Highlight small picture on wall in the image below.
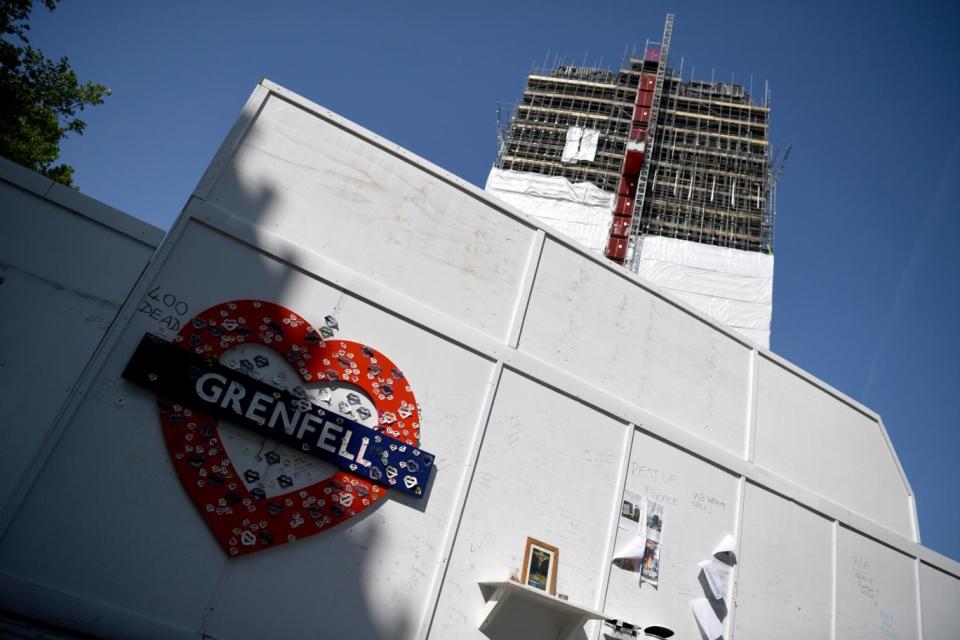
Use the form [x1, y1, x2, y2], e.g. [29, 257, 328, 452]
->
[521, 537, 559, 595]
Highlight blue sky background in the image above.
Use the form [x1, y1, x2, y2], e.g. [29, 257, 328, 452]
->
[26, 0, 959, 559]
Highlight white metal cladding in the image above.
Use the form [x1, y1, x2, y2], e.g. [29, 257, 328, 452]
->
[520, 238, 753, 458]
[920, 562, 960, 640]
[835, 525, 919, 639]
[754, 355, 916, 539]
[732, 483, 835, 638]
[0, 160, 161, 523]
[0, 80, 956, 639]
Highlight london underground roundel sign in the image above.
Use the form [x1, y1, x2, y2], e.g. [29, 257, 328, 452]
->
[122, 299, 435, 556]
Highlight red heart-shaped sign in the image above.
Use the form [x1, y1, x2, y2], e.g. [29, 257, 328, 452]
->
[156, 299, 420, 556]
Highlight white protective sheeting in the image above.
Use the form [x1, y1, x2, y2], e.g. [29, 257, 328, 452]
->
[561, 127, 582, 163]
[577, 128, 599, 162]
[636, 235, 774, 348]
[484, 167, 613, 253]
[560, 126, 600, 163]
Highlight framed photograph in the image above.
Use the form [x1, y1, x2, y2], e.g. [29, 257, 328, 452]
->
[521, 537, 559, 595]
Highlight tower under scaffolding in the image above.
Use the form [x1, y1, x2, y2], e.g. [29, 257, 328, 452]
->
[486, 14, 786, 347]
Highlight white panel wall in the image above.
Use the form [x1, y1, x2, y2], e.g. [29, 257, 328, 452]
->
[0, 161, 161, 518]
[520, 239, 752, 457]
[1, 81, 957, 640]
[733, 483, 834, 639]
[604, 430, 740, 636]
[920, 563, 960, 640]
[754, 355, 914, 538]
[432, 370, 627, 640]
[203, 93, 535, 343]
[836, 526, 919, 639]
[0, 220, 498, 638]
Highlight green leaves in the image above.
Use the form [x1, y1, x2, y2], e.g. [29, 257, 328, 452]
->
[0, 0, 108, 187]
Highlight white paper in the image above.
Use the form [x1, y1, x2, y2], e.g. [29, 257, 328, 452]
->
[561, 126, 583, 163]
[699, 558, 732, 601]
[691, 598, 724, 640]
[713, 534, 737, 565]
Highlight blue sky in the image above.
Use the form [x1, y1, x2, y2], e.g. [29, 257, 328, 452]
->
[27, 0, 959, 559]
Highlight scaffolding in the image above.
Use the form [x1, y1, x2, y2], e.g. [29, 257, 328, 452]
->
[633, 75, 773, 254]
[492, 15, 782, 263]
[494, 62, 634, 192]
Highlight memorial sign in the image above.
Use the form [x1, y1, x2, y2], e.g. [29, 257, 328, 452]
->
[122, 299, 434, 556]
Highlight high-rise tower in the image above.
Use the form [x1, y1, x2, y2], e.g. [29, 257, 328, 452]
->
[486, 15, 784, 347]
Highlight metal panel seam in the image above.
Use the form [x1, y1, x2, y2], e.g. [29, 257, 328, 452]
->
[726, 475, 748, 639]
[507, 229, 546, 348]
[417, 362, 505, 640]
[745, 348, 760, 462]
[596, 422, 636, 627]
[914, 557, 924, 640]
[830, 519, 838, 640]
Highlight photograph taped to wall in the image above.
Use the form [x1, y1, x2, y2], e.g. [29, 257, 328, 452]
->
[619, 489, 644, 531]
[641, 498, 664, 586]
[521, 537, 559, 595]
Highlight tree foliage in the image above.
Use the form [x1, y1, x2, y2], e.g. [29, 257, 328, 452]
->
[0, 0, 109, 186]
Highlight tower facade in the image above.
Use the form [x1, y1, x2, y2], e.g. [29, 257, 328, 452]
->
[486, 15, 780, 347]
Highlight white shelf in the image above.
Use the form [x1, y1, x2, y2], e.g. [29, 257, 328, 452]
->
[477, 580, 606, 639]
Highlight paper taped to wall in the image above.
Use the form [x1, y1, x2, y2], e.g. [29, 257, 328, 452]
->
[699, 559, 732, 601]
[619, 489, 644, 531]
[713, 534, 737, 565]
[691, 598, 724, 640]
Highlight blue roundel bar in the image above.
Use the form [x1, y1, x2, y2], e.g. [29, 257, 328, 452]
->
[123, 333, 435, 499]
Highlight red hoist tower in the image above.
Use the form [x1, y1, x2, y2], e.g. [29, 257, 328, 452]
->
[605, 14, 674, 267]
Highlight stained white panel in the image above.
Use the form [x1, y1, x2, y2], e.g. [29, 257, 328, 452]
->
[733, 483, 833, 639]
[920, 562, 960, 640]
[204, 94, 535, 342]
[603, 430, 739, 636]
[836, 526, 918, 640]
[431, 370, 627, 640]
[0, 179, 158, 514]
[520, 239, 751, 456]
[0, 222, 494, 638]
[754, 356, 913, 538]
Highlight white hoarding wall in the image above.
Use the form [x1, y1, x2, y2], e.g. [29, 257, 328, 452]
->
[0, 160, 162, 527]
[0, 81, 956, 640]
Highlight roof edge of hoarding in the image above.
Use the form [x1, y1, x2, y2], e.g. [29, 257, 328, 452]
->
[198, 78, 922, 551]
[0, 158, 164, 249]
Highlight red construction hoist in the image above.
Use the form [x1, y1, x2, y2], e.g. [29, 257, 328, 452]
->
[605, 14, 673, 267]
